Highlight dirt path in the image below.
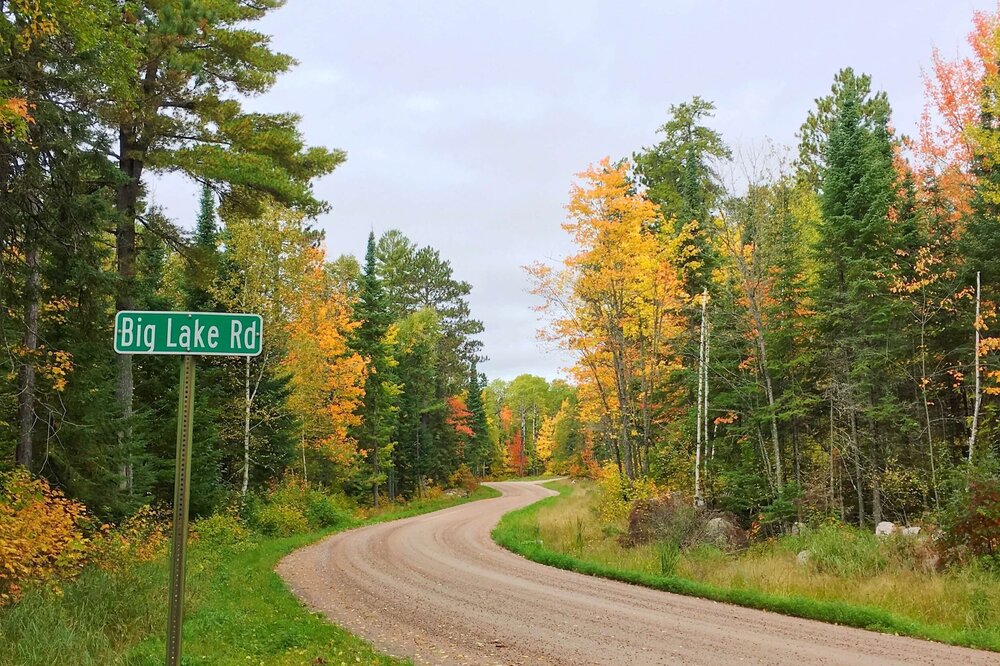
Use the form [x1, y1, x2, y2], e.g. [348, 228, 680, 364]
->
[277, 481, 996, 665]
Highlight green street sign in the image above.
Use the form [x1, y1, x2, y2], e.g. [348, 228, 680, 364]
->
[114, 310, 263, 356]
[114, 309, 265, 665]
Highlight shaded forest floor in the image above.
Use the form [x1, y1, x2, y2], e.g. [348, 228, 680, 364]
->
[0, 486, 500, 666]
[493, 480, 1000, 652]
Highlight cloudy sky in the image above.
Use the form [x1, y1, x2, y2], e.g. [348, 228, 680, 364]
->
[150, 0, 992, 381]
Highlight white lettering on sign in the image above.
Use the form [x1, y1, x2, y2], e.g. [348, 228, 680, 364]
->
[115, 311, 262, 356]
[120, 316, 134, 347]
[231, 320, 243, 349]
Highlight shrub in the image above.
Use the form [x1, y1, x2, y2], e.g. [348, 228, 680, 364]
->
[448, 464, 479, 494]
[304, 493, 351, 529]
[192, 513, 249, 547]
[792, 523, 887, 577]
[91, 505, 169, 573]
[0, 470, 90, 605]
[940, 471, 1000, 564]
[254, 503, 308, 537]
[597, 462, 659, 523]
[251, 476, 354, 533]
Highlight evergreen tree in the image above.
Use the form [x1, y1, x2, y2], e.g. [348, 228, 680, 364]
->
[351, 232, 399, 506]
[634, 97, 731, 287]
[465, 360, 491, 476]
[391, 308, 440, 499]
[813, 79, 904, 527]
[185, 184, 221, 311]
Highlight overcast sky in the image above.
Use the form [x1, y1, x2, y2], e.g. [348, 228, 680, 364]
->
[149, 0, 993, 382]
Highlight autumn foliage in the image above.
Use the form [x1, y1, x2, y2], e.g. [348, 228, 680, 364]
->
[0, 470, 90, 605]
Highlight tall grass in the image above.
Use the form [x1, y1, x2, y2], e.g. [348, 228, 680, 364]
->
[0, 485, 500, 665]
[493, 480, 1000, 652]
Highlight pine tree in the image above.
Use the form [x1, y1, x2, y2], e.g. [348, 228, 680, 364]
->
[351, 232, 399, 506]
[813, 79, 903, 527]
[185, 184, 221, 311]
[466, 360, 491, 477]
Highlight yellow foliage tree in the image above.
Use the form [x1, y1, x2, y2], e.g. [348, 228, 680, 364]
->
[283, 246, 366, 474]
[528, 158, 688, 481]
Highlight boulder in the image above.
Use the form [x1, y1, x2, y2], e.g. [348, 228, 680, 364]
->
[621, 492, 696, 547]
[901, 526, 921, 537]
[699, 516, 749, 552]
[790, 521, 806, 536]
[875, 521, 898, 537]
[796, 550, 811, 566]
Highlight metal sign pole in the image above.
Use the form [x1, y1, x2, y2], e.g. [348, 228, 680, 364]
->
[166, 355, 196, 666]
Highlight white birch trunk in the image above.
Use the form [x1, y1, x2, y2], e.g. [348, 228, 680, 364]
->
[968, 271, 982, 463]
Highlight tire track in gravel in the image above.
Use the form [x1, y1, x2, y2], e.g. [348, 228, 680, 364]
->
[277, 481, 997, 666]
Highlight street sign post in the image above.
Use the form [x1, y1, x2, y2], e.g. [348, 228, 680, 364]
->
[115, 310, 263, 666]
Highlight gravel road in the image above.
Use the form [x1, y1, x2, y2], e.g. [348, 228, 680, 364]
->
[277, 481, 997, 665]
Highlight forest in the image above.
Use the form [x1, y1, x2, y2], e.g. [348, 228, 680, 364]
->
[3, 1, 1000, 662]
[528, 16, 1000, 541]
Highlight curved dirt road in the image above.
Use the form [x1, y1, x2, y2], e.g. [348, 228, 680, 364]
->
[278, 481, 995, 665]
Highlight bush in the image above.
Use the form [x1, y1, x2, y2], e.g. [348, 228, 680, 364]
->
[192, 513, 249, 547]
[249, 477, 354, 534]
[91, 505, 168, 572]
[940, 467, 1000, 564]
[597, 462, 659, 523]
[304, 493, 351, 529]
[448, 464, 479, 494]
[0, 470, 91, 605]
[254, 504, 308, 537]
[792, 523, 887, 577]
[621, 492, 701, 547]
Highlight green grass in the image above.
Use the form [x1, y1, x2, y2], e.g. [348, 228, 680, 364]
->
[1, 485, 500, 666]
[492, 480, 1000, 653]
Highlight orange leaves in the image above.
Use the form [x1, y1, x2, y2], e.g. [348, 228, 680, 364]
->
[446, 395, 474, 439]
[283, 246, 366, 465]
[0, 470, 89, 605]
[918, 7, 1000, 215]
[0, 97, 35, 139]
[713, 411, 739, 426]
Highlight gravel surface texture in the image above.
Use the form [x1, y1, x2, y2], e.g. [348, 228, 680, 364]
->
[277, 480, 997, 665]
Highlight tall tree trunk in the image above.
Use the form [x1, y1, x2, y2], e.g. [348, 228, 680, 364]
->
[115, 128, 143, 491]
[828, 400, 836, 517]
[869, 421, 882, 525]
[15, 236, 39, 469]
[694, 290, 706, 506]
[850, 408, 864, 527]
[919, 316, 939, 510]
[747, 292, 782, 490]
[968, 271, 981, 463]
[703, 304, 711, 462]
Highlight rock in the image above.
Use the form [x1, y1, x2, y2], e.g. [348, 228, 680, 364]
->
[620, 492, 696, 547]
[700, 516, 749, 552]
[902, 526, 921, 537]
[796, 550, 811, 566]
[791, 521, 806, 536]
[875, 521, 898, 537]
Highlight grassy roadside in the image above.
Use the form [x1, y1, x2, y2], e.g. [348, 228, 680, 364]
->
[1, 485, 500, 666]
[492, 480, 1000, 653]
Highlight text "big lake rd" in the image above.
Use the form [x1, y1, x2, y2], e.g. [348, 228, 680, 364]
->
[114, 311, 263, 356]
